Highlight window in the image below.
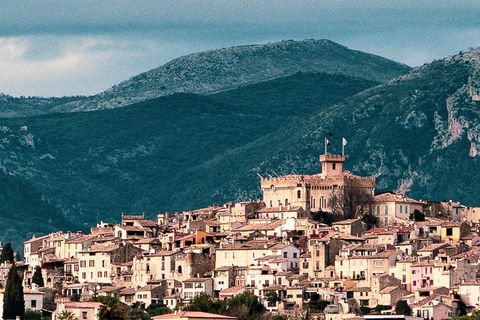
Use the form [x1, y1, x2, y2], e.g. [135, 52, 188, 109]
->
[82, 272, 86, 279]
[89, 260, 95, 267]
[104, 271, 108, 278]
[102, 260, 105, 268]
[297, 190, 301, 199]
[285, 199, 289, 206]
[80, 260, 86, 268]
[374, 260, 384, 268]
[384, 205, 388, 215]
[293, 252, 298, 258]
[269, 200, 273, 208]
[82, 311, 88, 319]
[283, 252, 288, 258]
[31, 300, 36, 308]
[332, 163, 336, 170]
[446, 228, 453, 236]
[98, 271, 102, 278]
[184, 283, 193, 289]
[400, 205, 403, 213]
[376, 206, 380, 216]
[311, 197, 315, 208]
[413, 280, 416, 286]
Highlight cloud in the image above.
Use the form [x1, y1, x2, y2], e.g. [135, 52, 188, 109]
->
[1, 1, 480, 96]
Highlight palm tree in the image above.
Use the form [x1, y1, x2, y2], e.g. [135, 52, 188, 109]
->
[98, 302, 126, 320]
[57, 310, 75, 320]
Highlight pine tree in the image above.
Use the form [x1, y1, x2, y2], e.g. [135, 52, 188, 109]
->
[0, 242, 14, 264]
[3, 262, 25, 319]
[32, 266, 45, 287]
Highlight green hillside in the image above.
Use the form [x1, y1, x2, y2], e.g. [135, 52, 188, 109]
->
[0, 72, 378, 228]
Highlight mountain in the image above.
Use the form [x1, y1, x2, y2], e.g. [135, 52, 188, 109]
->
[0, 72, 380, 229]
[51, 39, 409, 113]
[193, 48, 480, 207]
[0, 94, 84, 118]
[0, 171, 74, 252]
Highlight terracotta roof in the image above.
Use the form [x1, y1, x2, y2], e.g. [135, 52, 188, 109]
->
[234, 220, 284, 232]
[379, 286, 400, 294]
[219, 285, 245, 294]
[332, 219, 361, 225]
[257, 206, 301, 213]
[374, 192, 422, 204]
[63, 301, 102, 309]
[80, 243, 119, 253]
[152, 311, 236, 319]
[183, 278, 212, 283]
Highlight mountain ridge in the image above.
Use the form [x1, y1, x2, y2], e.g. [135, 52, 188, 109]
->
[52, 39, 409, 113]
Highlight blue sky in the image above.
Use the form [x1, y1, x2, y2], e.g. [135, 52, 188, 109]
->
[1, 1, 479, 97]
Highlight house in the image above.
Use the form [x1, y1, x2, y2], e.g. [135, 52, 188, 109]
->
[373, 192, 423, 227]
[0, 287, 44, 316]
[163, 294, 182, 310]
[412, 296, 454, 320]
[152, 311, 237, 320]
[135, 284, 167, 308]
[55, 301, 102, 320]
[182, 278, 214, 302]
[440, 221, 471, 243]
[219, 285, 245, 300]
[332, 219, 364, 237]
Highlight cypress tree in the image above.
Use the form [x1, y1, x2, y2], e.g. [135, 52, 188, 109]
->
[0, 242, 14, 264]
[3, 262, 25, 319]
[32, 266, 45, 287]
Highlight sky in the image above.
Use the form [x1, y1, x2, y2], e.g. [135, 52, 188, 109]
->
[1, 1, 480, 97]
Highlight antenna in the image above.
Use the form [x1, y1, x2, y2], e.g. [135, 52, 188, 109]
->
[256, 173, 264, 179]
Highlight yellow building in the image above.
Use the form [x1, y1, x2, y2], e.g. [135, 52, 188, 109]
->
[440, 221, 470, 243]
[261, 153, 375, 213]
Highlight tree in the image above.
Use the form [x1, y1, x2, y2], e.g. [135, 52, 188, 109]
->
[57, 310, 75, 320]
[0, 242, 15, 264]
[32, 266, 45, 287]
[361, 213, 378, 229]
[183, 293, 226, 314]
[226, 292, 265, 320]
[24, 309, 42, 320]
[395, 300, 411, 316]
[146, 302, 172, 317]
[98, 302, 127, 320]
[3, 262, 25, 319]
[410, 209, 425, 221]
[328, 187, 374, 220]
[307, 293, 329, 312]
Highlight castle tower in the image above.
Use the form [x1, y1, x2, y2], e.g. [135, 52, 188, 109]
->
[319, 154, 345, 177]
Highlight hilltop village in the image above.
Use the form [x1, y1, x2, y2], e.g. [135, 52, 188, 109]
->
[3, 153, 480, 320]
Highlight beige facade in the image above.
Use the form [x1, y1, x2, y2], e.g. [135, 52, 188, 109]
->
[373, 192, 423, 227]
[261, 154, 375, 213]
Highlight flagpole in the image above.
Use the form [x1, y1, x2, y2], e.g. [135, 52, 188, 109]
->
[324, 137, 327, 155]
[342, 138, 344, 155]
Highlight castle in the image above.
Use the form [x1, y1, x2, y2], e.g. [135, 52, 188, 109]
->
[260, 153, 376, 213]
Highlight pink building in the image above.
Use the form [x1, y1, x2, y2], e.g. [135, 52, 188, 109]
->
[410, 261, 434, 292]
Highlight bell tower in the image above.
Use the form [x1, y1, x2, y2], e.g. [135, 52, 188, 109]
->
[319, 154, 345, 176]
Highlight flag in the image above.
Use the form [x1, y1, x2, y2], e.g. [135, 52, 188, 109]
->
[326, 139, 331, 146]
[343, 137, 348, 146]
[328, 131, 333, 136]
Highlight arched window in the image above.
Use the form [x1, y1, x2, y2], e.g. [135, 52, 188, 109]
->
[297, 190, 301, 199]
[177, 266, 182, 274]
